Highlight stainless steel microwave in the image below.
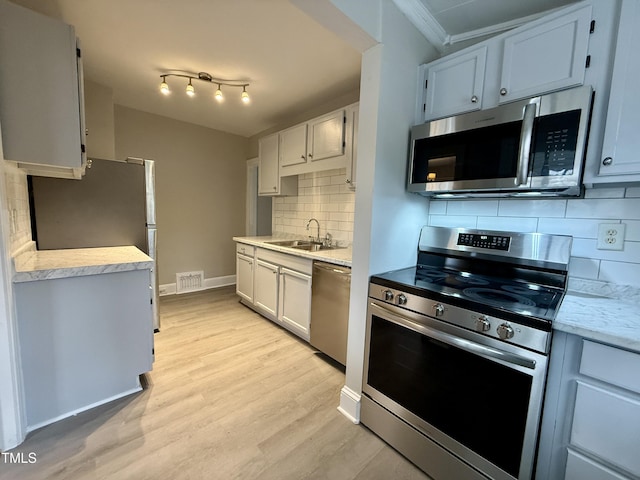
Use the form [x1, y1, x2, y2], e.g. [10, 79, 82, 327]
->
[408, 85, 594, 198]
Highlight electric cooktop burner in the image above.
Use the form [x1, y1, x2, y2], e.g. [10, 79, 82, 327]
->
[372, 262, 564, 324]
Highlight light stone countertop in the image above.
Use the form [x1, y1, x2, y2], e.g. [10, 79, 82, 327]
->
[555, 279, 640, 354]
[13, 246, 154, 283]
[233, 236, 352, 267]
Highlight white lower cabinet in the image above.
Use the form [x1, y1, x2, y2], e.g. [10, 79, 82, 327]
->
[236, 243, 313, 342]
[279, 267, 312, 341]
[537, 332, 640, 480]
[254, 259, 279, 318]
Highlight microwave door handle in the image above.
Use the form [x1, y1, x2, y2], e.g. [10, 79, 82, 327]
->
[516, 103, 536, 186]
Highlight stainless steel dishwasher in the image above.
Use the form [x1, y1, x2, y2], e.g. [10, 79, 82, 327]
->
[310, 262, 351, 366]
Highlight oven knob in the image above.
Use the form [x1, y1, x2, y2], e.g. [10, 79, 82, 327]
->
[397, 294, 407, 306]
[476, 316, 491, 332]
[497, 323, 515, 340]
[383, 290, 394, 302]
[433, 303, 445, 317]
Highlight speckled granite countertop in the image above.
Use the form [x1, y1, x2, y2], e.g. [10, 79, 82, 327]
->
[555, 279, 640, 353]
[233, 236, 352, 267]
[13, 246, 154, 283]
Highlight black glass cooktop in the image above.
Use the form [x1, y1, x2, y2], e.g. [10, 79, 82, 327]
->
[371, 255, 566, 325]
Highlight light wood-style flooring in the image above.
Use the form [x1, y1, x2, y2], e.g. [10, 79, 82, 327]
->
[1, 286, 428, 479]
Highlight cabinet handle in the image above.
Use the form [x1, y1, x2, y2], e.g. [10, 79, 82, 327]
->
[500, 88, 508, 96]
[471, 95, 478, 103]
[602, 157, 613, 166]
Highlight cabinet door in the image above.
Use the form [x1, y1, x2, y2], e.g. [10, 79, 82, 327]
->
[254, 259, 279, 318]
[0, 0, 85, 177]
[280, 123, 307, 167]
[571, 381, 640, 476]
[565, 449, 629, 480]
[498, 5, 591, 104]
[258, 133, 279, 195]
[278, 267, 312, 340]
[598, 0, 640, 178]
[307, 110, 345, 162]
[345, 105, 359, 189]
[423, 46, 487, 121]
[235, 253, 254, 303]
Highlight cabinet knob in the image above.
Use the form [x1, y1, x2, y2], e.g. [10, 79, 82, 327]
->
[346, 179, 351, 184]
[500, 88, 508, 96]
[300, 155, 305, 160]
[273, 186, 277, 190]
[602, 157, 613, 166]
[308, 153, 313, 159]
[471, 95, 478, 103]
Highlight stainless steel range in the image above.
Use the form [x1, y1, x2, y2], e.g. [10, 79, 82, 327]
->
[361, 226, 572, 480]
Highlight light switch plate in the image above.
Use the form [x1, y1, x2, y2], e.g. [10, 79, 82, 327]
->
[596, 223, 626, 250]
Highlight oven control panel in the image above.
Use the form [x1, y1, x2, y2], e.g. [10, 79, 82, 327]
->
[457, 233, 510, 251]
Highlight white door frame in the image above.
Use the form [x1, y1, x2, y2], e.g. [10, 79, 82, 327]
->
[246, 158, 258, 236]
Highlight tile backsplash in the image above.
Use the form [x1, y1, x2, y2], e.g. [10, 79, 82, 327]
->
[427, 187, 640, 287]
[272, 168, 355, 246]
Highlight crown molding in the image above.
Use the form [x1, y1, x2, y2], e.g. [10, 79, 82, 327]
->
[391, 0, 448, 52]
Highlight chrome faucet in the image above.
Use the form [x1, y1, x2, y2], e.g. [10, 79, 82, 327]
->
[306, 218, 320, 243]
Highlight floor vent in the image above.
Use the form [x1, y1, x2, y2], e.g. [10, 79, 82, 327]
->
[176, 271, 204, 294]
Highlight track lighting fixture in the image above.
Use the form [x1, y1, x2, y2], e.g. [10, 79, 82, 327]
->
[158, 71, 250, 104]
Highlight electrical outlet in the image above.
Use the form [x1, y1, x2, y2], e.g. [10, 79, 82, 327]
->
[597, 223, 626, 251]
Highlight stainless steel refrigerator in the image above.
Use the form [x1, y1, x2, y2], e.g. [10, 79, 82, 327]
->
[29, 157, 160, 331]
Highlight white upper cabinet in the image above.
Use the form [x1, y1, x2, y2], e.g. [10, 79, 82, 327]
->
[279, 123, 308, 168]
[418, 3, 594, 123]
[279, 107, 347, 176]
[258, 132, 297, 196]
[422, 46, 487, 120]
[498, 5, 592, 104]
[307, 110, 345, 162]
[0, 0, 86, 179]
[596, 0, 640, 180]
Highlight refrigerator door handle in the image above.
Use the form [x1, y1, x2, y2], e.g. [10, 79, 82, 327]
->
[144, 159, 157, 227]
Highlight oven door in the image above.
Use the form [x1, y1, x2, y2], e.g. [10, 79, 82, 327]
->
[363, 299, 548, 480]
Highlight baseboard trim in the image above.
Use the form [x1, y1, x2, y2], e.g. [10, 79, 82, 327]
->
[337, 385, 361, 424]
[159, 275, 236, 296]
[26, 385, 142, 433]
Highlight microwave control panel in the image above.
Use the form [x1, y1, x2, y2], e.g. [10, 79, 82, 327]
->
[457, 233, 511, 251]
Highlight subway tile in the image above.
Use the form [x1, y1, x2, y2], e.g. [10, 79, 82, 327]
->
[568, 257, 600, 280]
[498, 199, 567, 217]
[626, 187, 640, 198]
[537, 218, 600, 239]
[566, 198, 640, 220]
[599, 261, 640, 286]
[584, 187, 626, 199]
[428, 215, 477, 228]
[428, 201, 447, 215]
[476, 216, 538, 233]
[447, 200, 499, 216]
[331, 175, 347, 185]
[625, 221, 640, 242]
[571, 238, 640, 263]
[298, 178, 312, 188]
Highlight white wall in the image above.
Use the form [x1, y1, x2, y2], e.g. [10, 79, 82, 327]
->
[427, 188, 640, 286]
[317, 0, 439, 421]
[272, 168, 355, 245]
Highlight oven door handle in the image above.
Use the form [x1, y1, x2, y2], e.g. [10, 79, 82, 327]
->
[515, 102, 537, 187]
[370, 302, 537, 370]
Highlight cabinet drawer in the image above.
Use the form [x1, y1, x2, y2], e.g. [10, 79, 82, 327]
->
[255, 248, 312, 275]
[566, 449, 629, 480]
[571, 382, 640, 476]
[236, 243, 255, 257]
[580, 340, 640, 394]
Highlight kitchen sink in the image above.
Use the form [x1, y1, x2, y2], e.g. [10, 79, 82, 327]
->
[265, 239, 343, 252]
[265, 239, 312, 247]
[290, 243, 340, 252]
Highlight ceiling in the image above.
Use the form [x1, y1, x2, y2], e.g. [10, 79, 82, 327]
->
[11, 0, 580, 138]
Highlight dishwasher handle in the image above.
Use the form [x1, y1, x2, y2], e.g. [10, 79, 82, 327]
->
[313, 262, 351, 276]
